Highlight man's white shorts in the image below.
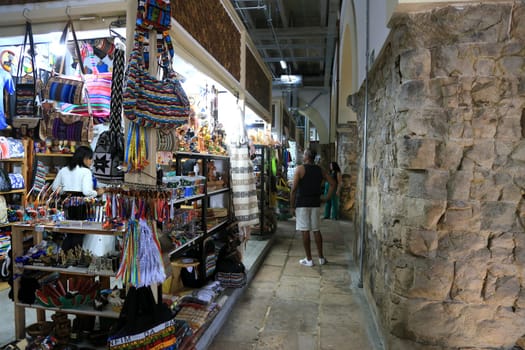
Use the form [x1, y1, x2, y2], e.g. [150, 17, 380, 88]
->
[295, 207, 320, 231]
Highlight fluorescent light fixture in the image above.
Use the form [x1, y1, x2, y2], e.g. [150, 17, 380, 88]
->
[279, 60, 287, 69]
[280, 75, 302, 85]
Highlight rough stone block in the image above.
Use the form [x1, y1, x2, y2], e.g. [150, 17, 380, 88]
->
[447, 170, 473, 200]
[404, 228, 439, 258]
[396, 80, 425, 112]
[471, 78, 501, 106]
[480, 201, 520, 232]
[408, 258, 454, 300]
[397, 138, 437, 170]
[438, 201, 481, 232]
[438, 79, 460, 109]
[510, 4, 525, 41]
[407, 170, 448, 200]
[402, 109, 448, 138]
[399, 48, 431, 81]
[471, 107, 498, 139]
[437, 231, 489, 261]
[404, 197, 446, 230]
[514, 234, 525, 264]
[474, 58, 495, 76]
[436, 141, 464, 170]
[499, 55, 525, 77]
[510, 140, 525, 162]
[470, 169, 500, 201]
[430, 45, 474, 78]
[497, 116, 523, 141]
[472, 307, 525, 348]
[464, 140, 495, 169]
[494, 140, 515, 168]
[451, 255, 488, 303]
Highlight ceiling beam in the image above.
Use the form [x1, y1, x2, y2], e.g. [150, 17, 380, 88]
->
[232, 0, 279, 77]
[250, 26, 336, 40]
[275, 0, 298, 71]
[256, 42, 325, 50]
[264, 56, 324, 63]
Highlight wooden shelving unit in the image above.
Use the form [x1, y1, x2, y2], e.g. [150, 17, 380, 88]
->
[11, 224, 125, 339]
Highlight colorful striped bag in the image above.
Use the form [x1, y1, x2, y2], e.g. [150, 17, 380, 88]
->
[123, 31, 190, 129]
[59, 43, 112, 123]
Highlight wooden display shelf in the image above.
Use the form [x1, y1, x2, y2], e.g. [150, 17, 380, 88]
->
[172, 152, 229, 160]
[167, 234, 203, 256]
[207, 220, 228, 234]
[35, 153, 73, 157]
[0, 158, 24, 162]
[171, 193, 205, 205]
[0, 189, 25, 195]
[16, 302, 119, 319]
[23, 264, 116, 277]
[208, 188, 229, 196]
[12, 223, 125, 235]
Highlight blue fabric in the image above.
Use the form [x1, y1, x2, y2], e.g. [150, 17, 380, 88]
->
[0, 69, 15, 129]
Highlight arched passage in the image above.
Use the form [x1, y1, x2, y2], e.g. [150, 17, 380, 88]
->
[297, 96, 329, 144]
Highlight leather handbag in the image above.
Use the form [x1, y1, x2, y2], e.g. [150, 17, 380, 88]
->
[43, 20, 87, 105]
[123, 30, 190, 129]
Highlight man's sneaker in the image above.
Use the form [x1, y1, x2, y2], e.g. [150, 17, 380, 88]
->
[299, 258, 314, 267]
[319, 257, 327, 265]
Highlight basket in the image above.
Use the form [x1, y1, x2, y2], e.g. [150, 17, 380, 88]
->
[26, 321, 54, 338]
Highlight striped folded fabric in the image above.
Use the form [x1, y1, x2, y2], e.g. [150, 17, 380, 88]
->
[60, 72, 112, 123]
[216, 272, 247, 289]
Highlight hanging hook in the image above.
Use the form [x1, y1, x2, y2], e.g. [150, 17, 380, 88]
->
[22, 8, 31, 22]
[65, 6, 71, 19]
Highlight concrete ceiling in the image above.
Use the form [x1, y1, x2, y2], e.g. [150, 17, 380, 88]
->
[230, 0, 340, 90]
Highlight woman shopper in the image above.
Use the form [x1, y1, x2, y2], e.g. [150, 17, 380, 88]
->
[323, 161, 343, 220]
[52, 145, 104, 251]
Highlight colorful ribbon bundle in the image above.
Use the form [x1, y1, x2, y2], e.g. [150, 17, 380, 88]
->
[116, 200, 166, 287]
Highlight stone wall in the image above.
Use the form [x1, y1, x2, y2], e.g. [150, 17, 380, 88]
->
[355, 3, 525, 349]
[337, 123, 359, 221]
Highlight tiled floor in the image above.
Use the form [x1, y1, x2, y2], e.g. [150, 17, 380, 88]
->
[0, 218, 384, 350]
[209, 218, 384, 350]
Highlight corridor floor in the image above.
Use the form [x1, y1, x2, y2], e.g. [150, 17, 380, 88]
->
[209, 218, 384, 350]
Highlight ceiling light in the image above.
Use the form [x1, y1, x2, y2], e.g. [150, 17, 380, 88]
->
[280, 75, 302, 85]
[279, 60, 287, 69]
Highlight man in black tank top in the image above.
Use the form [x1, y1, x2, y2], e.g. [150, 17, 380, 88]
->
[290, 149, 336, 266]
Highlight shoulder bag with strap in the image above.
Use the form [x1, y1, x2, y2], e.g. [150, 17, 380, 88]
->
[43, 20, 88, 106]
[93, 44, 125, 183]
[12, 21, 42, 134]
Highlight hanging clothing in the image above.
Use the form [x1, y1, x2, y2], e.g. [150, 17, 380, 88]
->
[230, 144, 259, 228]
